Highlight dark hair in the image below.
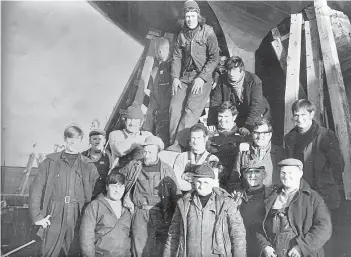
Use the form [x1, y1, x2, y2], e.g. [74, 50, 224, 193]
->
[190, 123, 208, 137]
[225, 56, 244, 72]
[178, 9, 206, 29]
[252, 118, 272, 133]
[291, 99, 315, 114]
[208, 160, 224, 174]
[105, 171, 126, 186]
[64, 125, 84, 139]
[218, 101, 238, 116]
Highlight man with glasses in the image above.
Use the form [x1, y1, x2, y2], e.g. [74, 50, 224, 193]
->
[119, 135, 181, 257]
[29, 125, 99, 257]
[233, 118, 285, 188]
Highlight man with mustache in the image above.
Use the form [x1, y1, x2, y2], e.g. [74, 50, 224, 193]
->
[82, 128, 112, 198]
[167, 0, 220, 152]
[109, 103, 153, 168]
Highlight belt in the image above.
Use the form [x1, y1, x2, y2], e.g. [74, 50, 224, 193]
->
[51, 196, 85, 204]
[136, 205, 161, 211]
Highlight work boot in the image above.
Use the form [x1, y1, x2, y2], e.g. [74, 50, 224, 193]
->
[166, 142, 183, 153]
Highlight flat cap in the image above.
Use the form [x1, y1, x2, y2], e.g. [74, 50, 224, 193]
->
[89, 128, 106, 137]
[141, 135, 165, 150]
[193, 163, 216, 179]
[125, 102, 144, 119]
[277, 158, 303, 170]
[241, 165, 265, 174]
[184, 0, 200, 12]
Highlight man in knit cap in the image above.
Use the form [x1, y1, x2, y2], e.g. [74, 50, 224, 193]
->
[167, 0, 220, 152]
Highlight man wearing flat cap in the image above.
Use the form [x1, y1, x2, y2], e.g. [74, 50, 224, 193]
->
[120, 135, 181, 257]
[164, 162, 246, 257]
[109, 102, 153, 168]
[168, 0, 220, 152]
[257, 158, 332, 257]
[82, 128, 113, 198]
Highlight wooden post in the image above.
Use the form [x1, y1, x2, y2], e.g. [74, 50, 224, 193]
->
[315, 0, 351, 200]
[305, 19, 325, 125]
[284, 13, 303, 135]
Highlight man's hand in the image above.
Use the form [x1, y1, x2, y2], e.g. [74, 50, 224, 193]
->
[288, 245, 302, 257]
[207, 125, 216, 133]
[263, 246, 277, 257]
[191, 77, 205, 94]
[34, 215, 51, 228]
[212, 82, 217, 90]
[239, 142, 250, 152]
[172, 78, 182, 95]
[231, 190, 243, 206]
[239, 127, 250, 136]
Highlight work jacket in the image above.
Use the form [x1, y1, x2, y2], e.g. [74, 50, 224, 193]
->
[80, 194, 132, 257]
[257, 180, 332, 257]
[163, 187, 247, 257]
[284, 121, 344, 209]
[171, 24, 220, 83]
[208, 71, 270, 129]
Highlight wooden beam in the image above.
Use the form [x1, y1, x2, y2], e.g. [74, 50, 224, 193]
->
[315, 0, 351, 200]
[305, 19, 324, 125]
[284, 13, 303, 135]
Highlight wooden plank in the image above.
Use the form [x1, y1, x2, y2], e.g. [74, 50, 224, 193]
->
[305, 20, 324, 125]
[315, 0, 351, 200]
[284, 13, 303, 135]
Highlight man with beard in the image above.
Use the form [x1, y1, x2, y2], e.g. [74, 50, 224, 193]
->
[120, 135, 181, 257]
[109, 103, 153, 168]
[82, 129, 112, 198]
[143, 37, 172, 146]
[208, 56, 271, 136]
[29, 125, 99, 257]
[233, 118, 285, 188]
[173, 123, 219, 194]
[167, 0, 220, 152]
[207, 101, 247, 192]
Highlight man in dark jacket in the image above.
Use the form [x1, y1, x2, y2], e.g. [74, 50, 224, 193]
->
[284, 99, 344, 210]
[257, 158, 332, 257]
[208, 56, 271, 136]
[164, 163, 246, 257]
[120, 135, 181, 257]
[80, 172, 132, 257]
[82, 128, 112, 198]
[29, 125, 99, 257]
[168, 0, 220, 152]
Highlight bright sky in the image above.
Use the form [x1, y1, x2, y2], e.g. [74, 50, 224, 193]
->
[1, 1, 143, 166]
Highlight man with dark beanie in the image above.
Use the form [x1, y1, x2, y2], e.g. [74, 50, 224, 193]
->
[167, 0, 220, 152]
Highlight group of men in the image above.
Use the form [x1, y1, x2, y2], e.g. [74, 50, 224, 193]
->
[29, 0, 344, 257]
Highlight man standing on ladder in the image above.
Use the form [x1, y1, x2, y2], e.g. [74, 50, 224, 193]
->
[167, 0, 220, 152]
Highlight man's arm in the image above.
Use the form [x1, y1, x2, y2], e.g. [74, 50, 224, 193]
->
[29, 161, 48, 223]
[198, 27, 220, 83]
[163, 206, 181, 257]
[245, 75, 264, 129]
[325, 131, 345, 184]
[80, 203, 97, 257]
[109, 131, 144, 157]
[171, 33, 183, 80]
[227, 200, 247, 257]
[207, 82, 222, 126]
[173, 153, 192, 191]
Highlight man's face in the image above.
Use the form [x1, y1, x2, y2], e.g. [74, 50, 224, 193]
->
[90, 135, 106, 152]
[293, 108, 314, 131]
[185, 11, 199, 29]
[106, 183, 125, 201]
[157, 44, 170, 62]
[227, 67, 243, 82]
[64, 136, 83, 153]
[125, 118, 142, 134]
[280, 166, 302, 189]
[143, 145, 159, 166]
[252, 124, 272, 148]
[244, 169, 266, 188]
[194, 177, 215, 196]
[218, 110, 236, 130]
[190, 130, 207, 153]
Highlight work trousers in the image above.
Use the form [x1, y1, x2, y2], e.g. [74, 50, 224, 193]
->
[169, 71, 212, 146]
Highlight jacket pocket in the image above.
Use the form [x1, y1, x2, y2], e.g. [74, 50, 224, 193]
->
[195, 39, 207, 56]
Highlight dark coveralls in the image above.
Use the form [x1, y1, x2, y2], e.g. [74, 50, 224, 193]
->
[29, 152, 99, 257]
[169, 24, 220, 145]
[143, 59, 172, 145]
[81, 149, 111, 198]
